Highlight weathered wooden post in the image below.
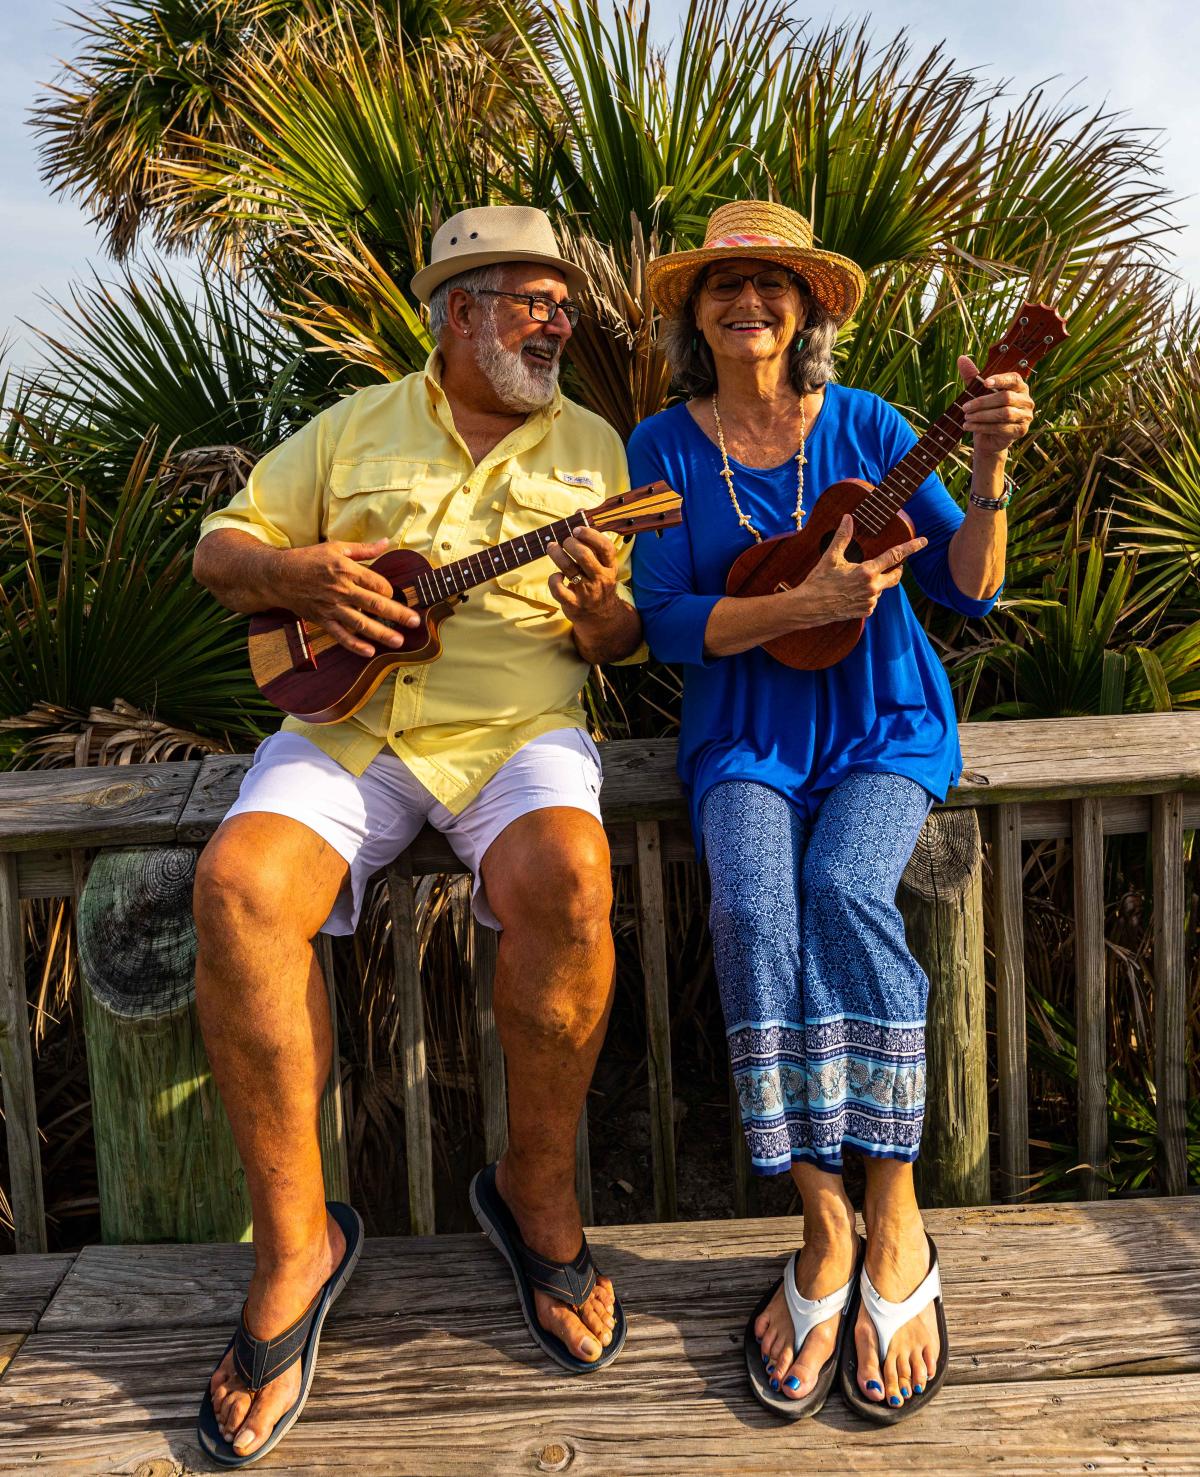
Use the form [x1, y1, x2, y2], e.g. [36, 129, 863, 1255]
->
[898, 807, 990, 1206]
[77, 847, 348, 1243]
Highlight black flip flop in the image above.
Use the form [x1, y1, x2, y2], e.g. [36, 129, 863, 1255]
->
[840, 1231, 949, 1423]
[745, 1236, 864, 1419]
[469, 1161, 627, 1374]
[197, 1200, 364, 1467]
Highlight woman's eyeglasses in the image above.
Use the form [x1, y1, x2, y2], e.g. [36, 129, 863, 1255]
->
[472, 288, 581, 328]
[703, 269, 800, 301]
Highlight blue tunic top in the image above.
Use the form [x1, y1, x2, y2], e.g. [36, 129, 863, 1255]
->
[629, 384, 1000, 846]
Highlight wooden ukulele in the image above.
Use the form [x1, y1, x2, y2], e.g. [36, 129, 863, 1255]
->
[726, 301, 1069, 669]
[248, 480, 682, 723]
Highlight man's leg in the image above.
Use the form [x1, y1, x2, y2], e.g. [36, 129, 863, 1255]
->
[194, 811, 351, 1458]
[480, 807, 619, 1362]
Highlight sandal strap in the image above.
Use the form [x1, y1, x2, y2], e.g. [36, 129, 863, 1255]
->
[859, 1238, 942, 1364]
[232, 1292, 321, 1394]
[782, 1250, 855, 1349]
[517, 1233, 598, 1310]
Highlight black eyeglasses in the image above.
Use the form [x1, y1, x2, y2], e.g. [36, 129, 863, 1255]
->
[703, 268, 801, 301]
[472, 288, 581, 328]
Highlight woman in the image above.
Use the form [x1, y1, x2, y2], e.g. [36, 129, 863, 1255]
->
[629, 201, 1033, 1422]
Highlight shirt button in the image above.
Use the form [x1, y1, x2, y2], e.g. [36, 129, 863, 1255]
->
[440, 541, 452, 551]
[403, 674, 415, 684]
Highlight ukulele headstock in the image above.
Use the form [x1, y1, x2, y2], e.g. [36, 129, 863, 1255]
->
[981, 302, 1069, 379]
[588, 480, 683, 536]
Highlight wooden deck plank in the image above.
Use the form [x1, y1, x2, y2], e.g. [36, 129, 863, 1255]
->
[0, 1253, 75, 1334]
[0, 1337, 1195, 1474]
[31, 1201, 1200, 1391]
[0, 1334, 23, 1382]
[0, 762, 201, 853]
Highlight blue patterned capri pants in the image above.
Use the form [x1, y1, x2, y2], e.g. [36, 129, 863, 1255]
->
[701, 772, 933, 1175]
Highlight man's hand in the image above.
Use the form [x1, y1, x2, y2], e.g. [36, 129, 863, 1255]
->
[789, 516, 928, 626]
[546, 525, 624, 623]
[271, 538, 422, 658]
[959, 355, 1035, 459]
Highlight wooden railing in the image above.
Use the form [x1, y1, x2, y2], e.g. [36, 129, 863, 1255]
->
[0, 713, 1196, 1252]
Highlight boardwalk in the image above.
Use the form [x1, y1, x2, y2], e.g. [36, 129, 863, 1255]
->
[0, 1198, 1197, 1473]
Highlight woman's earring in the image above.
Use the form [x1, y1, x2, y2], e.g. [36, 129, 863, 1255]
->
[691, 334, 699, 353]
[793, 335, 806, 353]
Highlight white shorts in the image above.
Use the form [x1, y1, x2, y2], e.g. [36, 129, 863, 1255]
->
[223, 728, 604, 934]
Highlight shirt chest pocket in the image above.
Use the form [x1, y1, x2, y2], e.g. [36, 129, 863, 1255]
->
[494, 471, 606, 610]
[324, 459, 450, 547]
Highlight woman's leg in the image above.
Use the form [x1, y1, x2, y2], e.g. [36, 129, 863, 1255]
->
[702, 781, 857, 1403]
[799, 770, 937, 1409]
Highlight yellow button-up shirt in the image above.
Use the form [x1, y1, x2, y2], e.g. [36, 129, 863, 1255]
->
[199, 354, 638, 811]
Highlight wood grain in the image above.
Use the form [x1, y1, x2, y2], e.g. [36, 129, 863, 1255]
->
[0, 1252, 75, 1333]
[387, 858, 435, 1235]
[634, 821, 677, 1222]
[899, 809, 989, 1206]
[36, 1199, 1200, 1332]
[0, 854, 46, 1253]
[1072, 797, 1107, 1200]
[0, 763, 201, 853]
[1152, 792, 1188, 1195]
[0, 1335, 22, 1382]
[991, 804, 1030, 1202]
[6, 1201, 1200, 1474]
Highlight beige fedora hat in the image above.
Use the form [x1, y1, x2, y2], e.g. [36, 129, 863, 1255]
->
[411, 205, 588, 305]
[646, 200, 866, 324]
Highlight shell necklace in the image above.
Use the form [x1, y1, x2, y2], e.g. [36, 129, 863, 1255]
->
[711, 395, 806, 542]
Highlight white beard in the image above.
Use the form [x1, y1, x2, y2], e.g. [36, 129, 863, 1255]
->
[475, 309, 561, 413]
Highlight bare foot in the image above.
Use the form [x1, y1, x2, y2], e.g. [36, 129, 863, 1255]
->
[207, 1211, 346, 1458]
[855, 1207, 940, 1409]
[754, 1202, 857, 1401]
[495, 1158, 616, 1362]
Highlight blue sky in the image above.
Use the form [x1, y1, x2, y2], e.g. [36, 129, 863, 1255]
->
[2, 1, 1197, 370]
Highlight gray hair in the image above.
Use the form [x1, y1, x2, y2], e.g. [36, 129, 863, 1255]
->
[427, 264, 507, 337]
[659, 273, 839, 398]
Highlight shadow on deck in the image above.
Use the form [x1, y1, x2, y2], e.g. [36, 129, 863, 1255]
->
[0, 1197, 1198, 1474]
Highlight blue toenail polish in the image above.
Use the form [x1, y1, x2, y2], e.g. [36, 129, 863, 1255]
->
[867, 1381, 883, 1393]
[762, 1353, 769, 1365]
[767, 1363, 776, 1374]
[785, 1376, 800, 1390]
[889, 1395, 902, 1407]
[913, 1384, 924, 1394]
[901, 1386, 910, 1397]
[770, 1378, 780, 1391]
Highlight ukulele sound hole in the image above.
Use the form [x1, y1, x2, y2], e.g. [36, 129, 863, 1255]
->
[817, 529, 865, 564]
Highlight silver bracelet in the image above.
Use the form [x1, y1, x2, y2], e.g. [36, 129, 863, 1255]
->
[969, 476, 1014, 512]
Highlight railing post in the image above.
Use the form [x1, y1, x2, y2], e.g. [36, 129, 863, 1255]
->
[0, 853, 46, 1252]
[1072, 798, 1108, 1200]
[388, 857, 435, 1235]
[467, 912, 508, 1165]
[1151, 792, 1188, 1194]
[899, 808, 989, 1206]
[315, 934, 351, 1205]
[992, 804, 1030, 1201]
[634, 821, 678, 1221]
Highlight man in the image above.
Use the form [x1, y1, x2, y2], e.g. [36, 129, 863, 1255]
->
[191, 205, 641, 1466]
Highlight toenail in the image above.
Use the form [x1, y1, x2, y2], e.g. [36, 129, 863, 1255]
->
[867, 1381, 883, 1393]
[770, 1378, 780, 1391]
[889, 1395, 902, 1407]
[762, 1352, 769, 1365]
[785, 1376, 800, 1390]
[914, 1383, 924, 1394]
[767, 1363, 775, 1374]
[581, 1338, 600, 1358]
[901, 1386, 910, 1397]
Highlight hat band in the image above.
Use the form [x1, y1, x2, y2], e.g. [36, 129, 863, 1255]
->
[705, 232, 804, 250]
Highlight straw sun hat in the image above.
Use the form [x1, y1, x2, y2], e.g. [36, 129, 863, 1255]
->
[646, 200, 866, 324]
[411, 205, 587, 305]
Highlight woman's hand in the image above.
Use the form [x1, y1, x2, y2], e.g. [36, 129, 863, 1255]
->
[269, 538, 422, 657]
[959, 354, 1035, 459]
[788, 516, 927, 626]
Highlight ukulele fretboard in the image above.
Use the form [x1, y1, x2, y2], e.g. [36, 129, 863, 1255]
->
[406, 512, 592, 608]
